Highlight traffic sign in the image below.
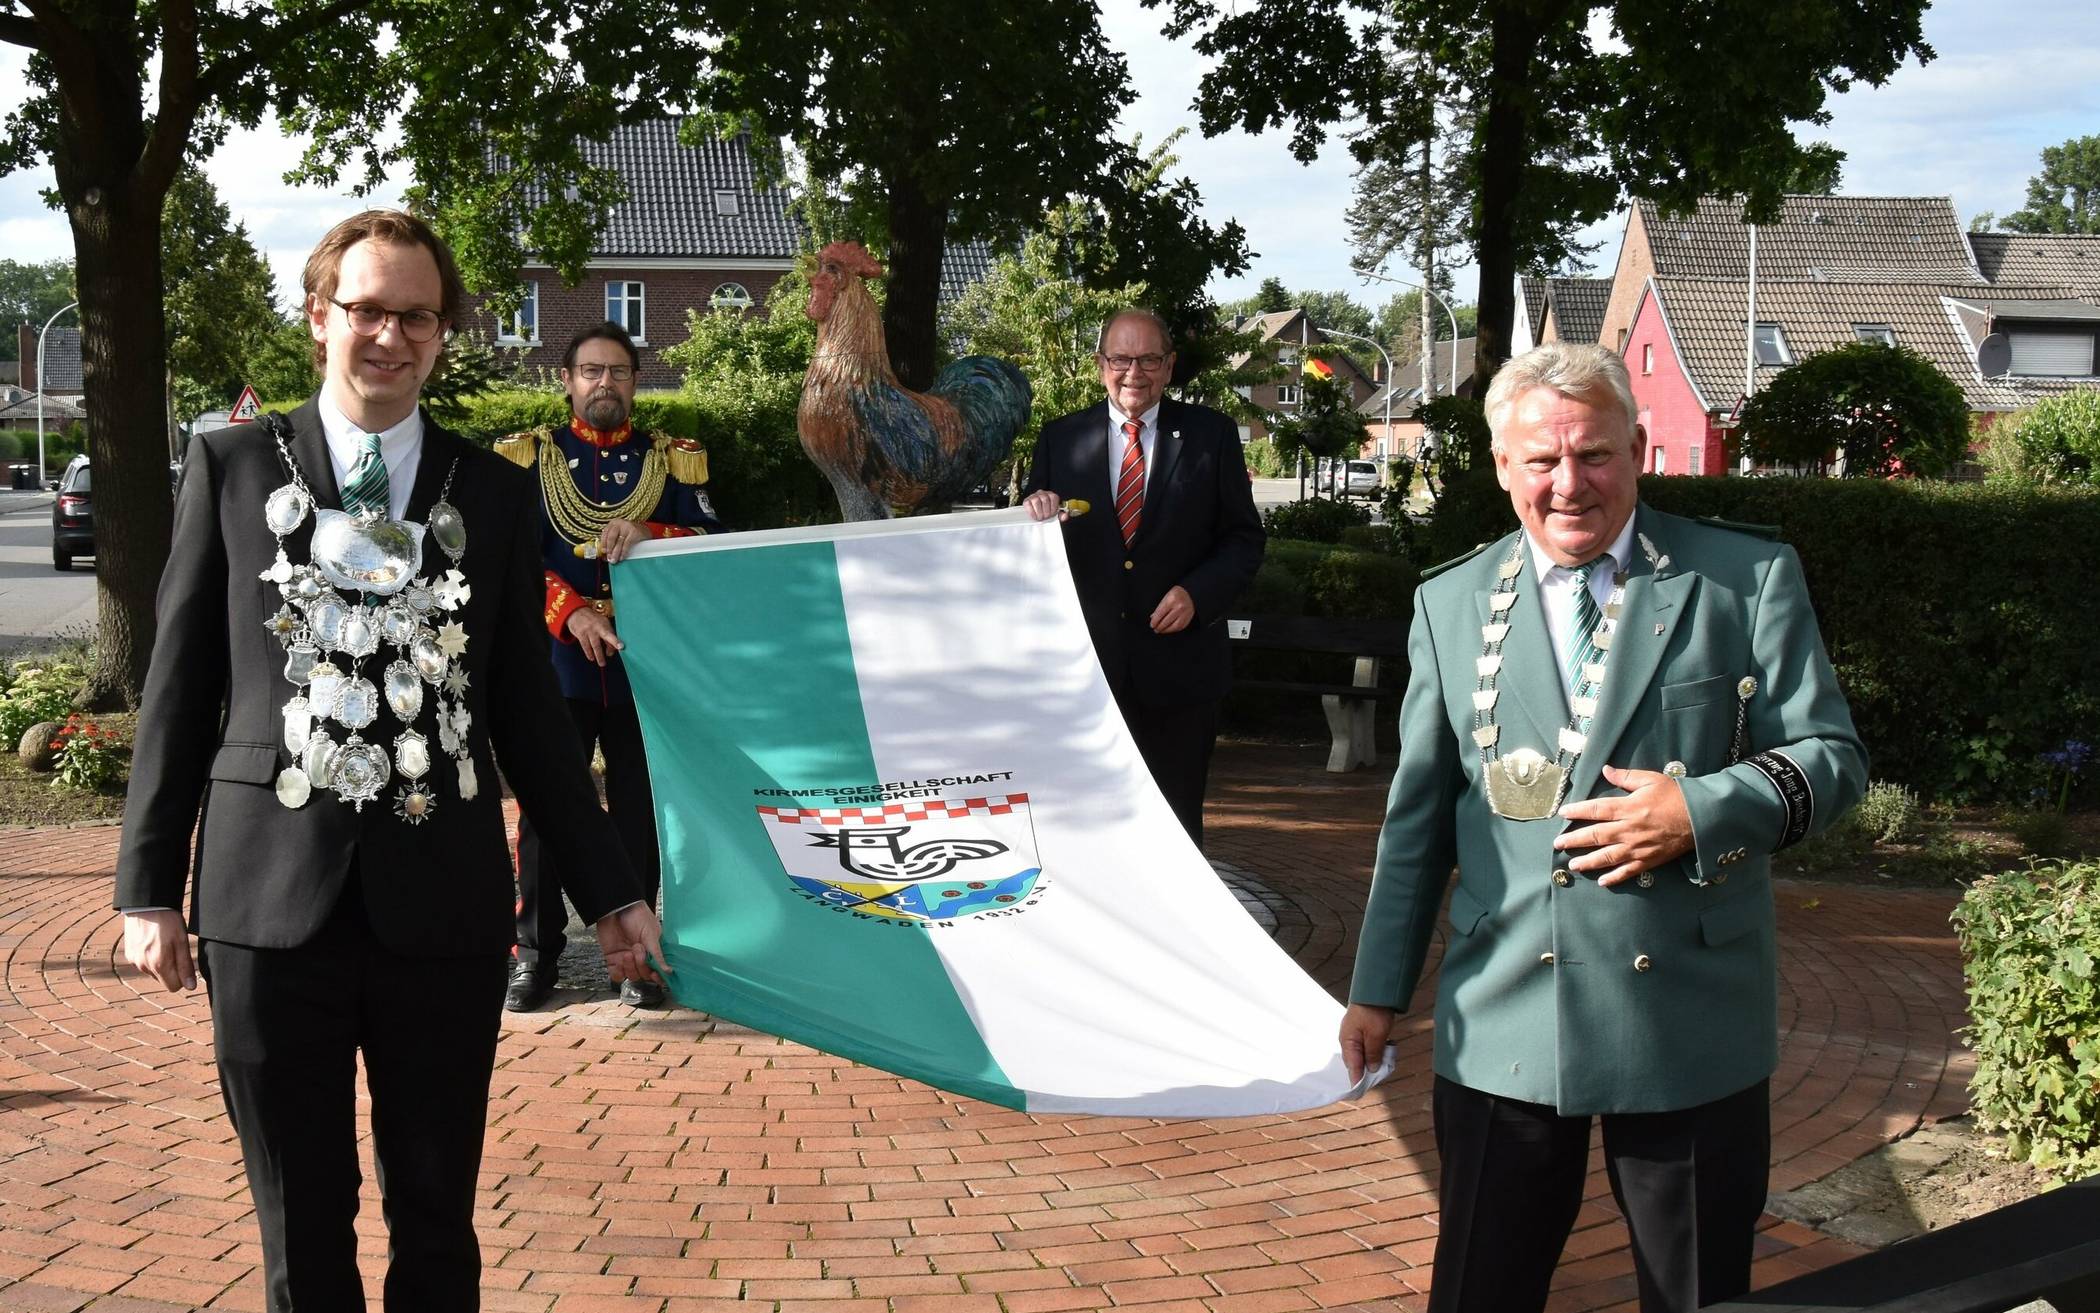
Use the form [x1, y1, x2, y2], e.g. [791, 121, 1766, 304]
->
[229, 385, 261, 423]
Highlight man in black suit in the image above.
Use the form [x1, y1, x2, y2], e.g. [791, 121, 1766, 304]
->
[116, 209, 667, 1312]
[1024, 308, 1265, 847]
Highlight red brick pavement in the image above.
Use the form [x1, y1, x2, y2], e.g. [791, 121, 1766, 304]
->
[0, 742, 1974, 1311]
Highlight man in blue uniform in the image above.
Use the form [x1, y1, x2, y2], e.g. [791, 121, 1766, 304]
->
[499, 321, 722, 1010]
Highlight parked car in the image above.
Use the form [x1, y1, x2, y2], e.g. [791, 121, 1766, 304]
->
[52, 455, 91, 571]
[1339, 459, 1380, 499]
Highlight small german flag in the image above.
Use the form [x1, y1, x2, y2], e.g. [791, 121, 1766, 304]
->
[1304, 356, 1335, 379]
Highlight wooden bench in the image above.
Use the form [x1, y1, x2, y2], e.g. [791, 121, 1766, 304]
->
[1708, 1174, 2100, 1313]
[1228, 615, 1408, 773]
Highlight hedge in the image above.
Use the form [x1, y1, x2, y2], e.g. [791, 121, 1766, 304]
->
[1223, 538, 1420, 741]
[1417, 473, 2100, 803]
[1954, 860, 2100, 1181]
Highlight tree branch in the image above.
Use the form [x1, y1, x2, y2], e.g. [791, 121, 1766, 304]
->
[137, 0, 202, 196]
[0, 12, 44, 50]
[196, 0, 380, 102]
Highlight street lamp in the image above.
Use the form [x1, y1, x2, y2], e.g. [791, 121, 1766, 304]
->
[1312, 324, 1394, 464]
[1355, 269, 1459, 399]
[36, 301, 80, 489]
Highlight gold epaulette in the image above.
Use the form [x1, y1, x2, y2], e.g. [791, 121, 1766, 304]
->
[1421, 540, 1493, 580]
[495, 429, 545, 469]
[1696, 515, 1783, 542]
[655, 433, 709, 485]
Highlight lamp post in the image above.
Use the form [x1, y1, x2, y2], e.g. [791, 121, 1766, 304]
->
[1356, 269, 1459, 397]
[36, 301, 80, 489]
[1312, 324, 1394, 465]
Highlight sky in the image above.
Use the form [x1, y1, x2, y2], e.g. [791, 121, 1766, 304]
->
[4, 0, 2098, 318]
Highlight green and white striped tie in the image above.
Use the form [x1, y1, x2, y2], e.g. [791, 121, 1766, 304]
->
[342, 433, 391, 518]
[1565, 558, 1606, 697]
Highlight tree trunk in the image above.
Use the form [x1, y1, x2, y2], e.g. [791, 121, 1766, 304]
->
[64, 163, 174, 710]
[1473, 2, 1545, 393]
[883, 172, 949, 392]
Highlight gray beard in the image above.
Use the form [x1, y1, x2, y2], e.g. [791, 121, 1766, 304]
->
[582, 395, 629, 431]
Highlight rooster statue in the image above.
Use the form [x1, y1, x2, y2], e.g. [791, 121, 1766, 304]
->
[799, 241, 1032, 520]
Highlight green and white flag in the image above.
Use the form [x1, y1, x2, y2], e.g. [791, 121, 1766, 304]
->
[616, 508, 1387, 1115]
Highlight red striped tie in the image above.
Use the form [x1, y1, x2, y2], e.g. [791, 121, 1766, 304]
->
[1115, 419, 1145, 547]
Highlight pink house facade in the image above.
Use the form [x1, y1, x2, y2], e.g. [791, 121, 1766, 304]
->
[1624, 283, 1727, 477]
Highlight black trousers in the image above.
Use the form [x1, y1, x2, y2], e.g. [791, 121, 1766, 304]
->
[200, 892, 508, 1312]
[1120, 696, 1220, 850]
[513, 697, 660, 970]
[1428, 1074, 1771, 1313]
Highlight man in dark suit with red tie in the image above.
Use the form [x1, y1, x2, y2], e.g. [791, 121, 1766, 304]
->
[1024, 308, 1265, 847]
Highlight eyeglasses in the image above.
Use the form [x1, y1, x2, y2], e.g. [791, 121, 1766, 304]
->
[571, 364, 636, 383]
[1100, 353, 1168, 373]
[330, 297, 447, 342]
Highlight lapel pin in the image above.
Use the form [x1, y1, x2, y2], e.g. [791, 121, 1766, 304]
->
[1653, 623, 1666, 636]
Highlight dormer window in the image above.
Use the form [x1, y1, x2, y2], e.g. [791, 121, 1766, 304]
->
[1752, 323, 1792, 366]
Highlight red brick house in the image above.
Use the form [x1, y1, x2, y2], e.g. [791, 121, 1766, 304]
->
[461, 123, 802, 390]
[1606, 196, 2100, 474]
[1226, 309, 1378, 444]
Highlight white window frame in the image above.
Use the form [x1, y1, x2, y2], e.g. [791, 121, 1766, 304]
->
[606, 280, 647, 343]
[1653, 446, 1668, 475]
[1852, 323, 1896, 347]
[1275, 384, 1301, 406]
[710, 281, 754, 310]
[1641, 343, 1654, 375]
[711, 189, 741, 216]
[1688, 444, 1703, 475]
[497, 281, 539, 345]
[1753, 323, 1792, 367]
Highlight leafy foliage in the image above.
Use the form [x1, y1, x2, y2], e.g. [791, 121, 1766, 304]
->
[1983, 390, 2100, 486]
[1954, 860, 2100, 1182]
[162, 168, 283, 425]
[943, 200, 1147, 497]
[0, 660, 84, 751]
[1737, 342, 1971, 478]
[50, 715, 127, 792]
[1636, 476, 2100, 804]
[1260, 497, 1371, 544]
[1985, 135, 2100, 235]
[1154, 0, 1931, 377]
[0, 259, 74, 362]
[1267, 373, 1370, 470]
[1848, 780, 1920, 844]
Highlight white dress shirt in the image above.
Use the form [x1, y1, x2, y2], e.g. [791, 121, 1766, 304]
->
[1107, 401, 1162, 494]
[1526, 512, 1639, 694]
[318, 392, 423, 521]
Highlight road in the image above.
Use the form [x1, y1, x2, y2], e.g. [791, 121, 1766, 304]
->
[0, 491, 96, 655]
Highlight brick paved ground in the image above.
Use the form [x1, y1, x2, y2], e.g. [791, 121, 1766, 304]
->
[0, 741, 1974, 1311]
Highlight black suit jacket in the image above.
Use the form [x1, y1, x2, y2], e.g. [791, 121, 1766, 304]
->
[1027, 398, 1265, 707]
[115, 397, 642, 955]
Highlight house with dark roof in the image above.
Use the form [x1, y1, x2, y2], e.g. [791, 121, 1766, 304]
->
[1511, 276, 1611, 351]
[1358, 338, 1476, 462]
[12, 325, 84, 404]
[461, 124, 800, 388]
[1225, 309, 1378, 444]
[1611, 196, 2100, 475]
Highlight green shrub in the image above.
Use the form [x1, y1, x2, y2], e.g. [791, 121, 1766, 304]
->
[1985, 391, 2100, 486]
[1738, 341, 1970, 477]
[1262, 497, 1370, 544]
[2006, 809, 2073, 860]
[0, 431, 21, 461]
[1420, 465, 1516, 565]
[1954, 860, 2100, 1182]
[1, 660, 84, 750]
[1849, 780, 1920, 843]
[1638, 476, 2100, 804]
[51, 714, 126, 792]
[1337, 524, 1388, 552]
[1242, 436, 1287, 478]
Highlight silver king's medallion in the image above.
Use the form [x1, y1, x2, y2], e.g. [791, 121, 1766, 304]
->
[1485, 747, 1566, 821]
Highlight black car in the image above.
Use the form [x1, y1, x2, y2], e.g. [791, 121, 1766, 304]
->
[51, 455, 91, 571]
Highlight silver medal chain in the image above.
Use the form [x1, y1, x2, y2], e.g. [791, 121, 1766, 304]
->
[257, 418, 472, 818]
[1472, 539, 1630, 819]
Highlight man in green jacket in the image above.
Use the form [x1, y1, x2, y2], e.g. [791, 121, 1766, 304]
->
[1341, 343, 1866, 1313]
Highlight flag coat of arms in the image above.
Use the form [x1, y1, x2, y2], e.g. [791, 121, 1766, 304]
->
[614, 509, 1386, 1115]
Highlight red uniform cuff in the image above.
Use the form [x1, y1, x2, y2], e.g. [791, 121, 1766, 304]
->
[544, 571, 588, 641]
[645, 522, 701, 540]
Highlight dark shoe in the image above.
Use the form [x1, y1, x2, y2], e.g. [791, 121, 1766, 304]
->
[504, 960, 556, 1012]
[620, 978, 665, 1008]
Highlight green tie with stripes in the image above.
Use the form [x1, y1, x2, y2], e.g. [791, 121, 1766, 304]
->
[342, 433, 390, 518]
[1566, 558, 1606, 696]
